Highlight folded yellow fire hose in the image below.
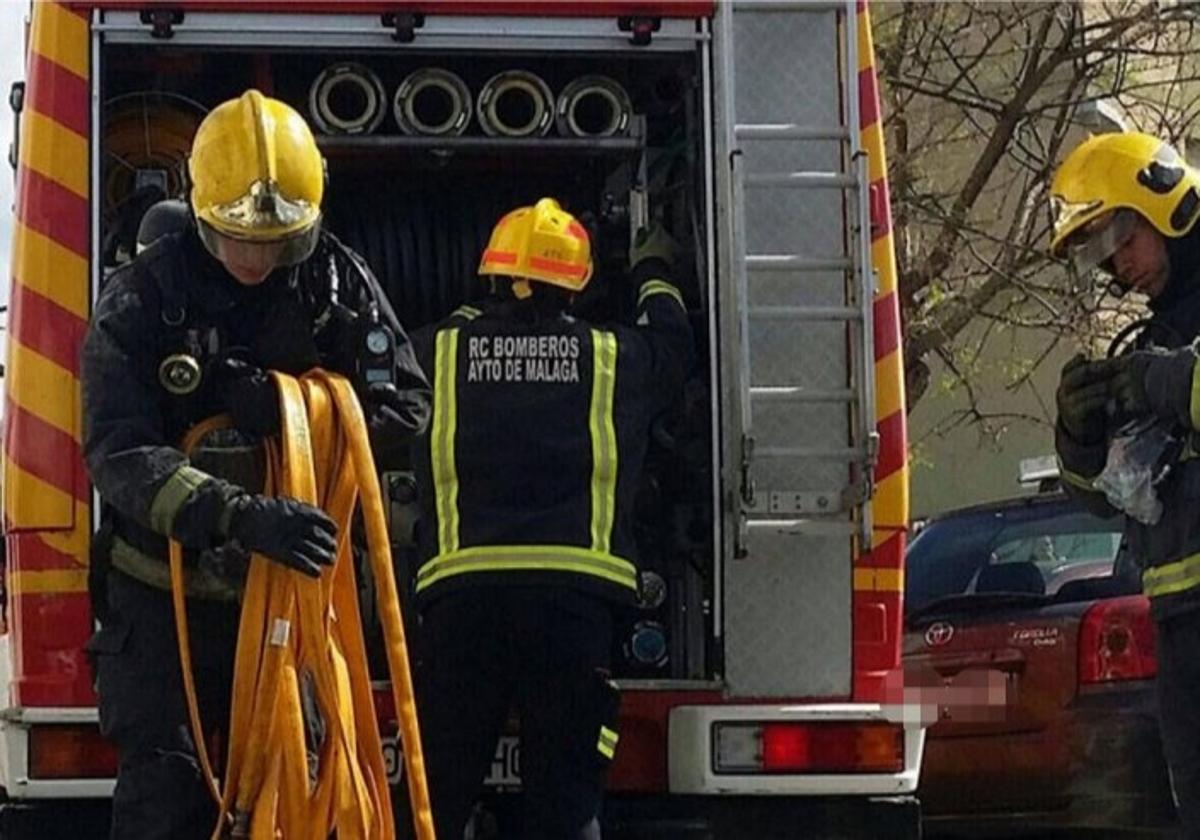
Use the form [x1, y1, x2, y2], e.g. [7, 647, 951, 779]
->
[169, 370, 436, 840]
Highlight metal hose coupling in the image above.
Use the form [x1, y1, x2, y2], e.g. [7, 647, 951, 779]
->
[476, 70, 554, 138]
[393, 68, 472, 136]
[555, 75, 633, 138]
[308, 62, 387, 135]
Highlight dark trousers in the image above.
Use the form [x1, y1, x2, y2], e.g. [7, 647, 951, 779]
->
[405, 587, 617, 840]
[88, 570, 240, 840]
[1157, 610, 1200, 840]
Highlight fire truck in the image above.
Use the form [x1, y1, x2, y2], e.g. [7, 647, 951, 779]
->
[0, 1, 920, 837]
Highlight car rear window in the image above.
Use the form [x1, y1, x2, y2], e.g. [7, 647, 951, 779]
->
[906, 499, 1129, 614]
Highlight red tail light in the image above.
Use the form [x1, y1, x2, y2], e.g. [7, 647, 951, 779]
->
[715, 722, 904, 774]
[1078, 595, 1156, 685]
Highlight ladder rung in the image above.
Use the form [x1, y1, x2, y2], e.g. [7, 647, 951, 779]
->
[744, 172, 855, 189]
[746, 255, 851, 271]
[749, 305, 860, 321]
[758, 446, 865, 460]
[736, 124, 848, 141]
[750, 387, 855, 403]
[744, 519, 856, 537]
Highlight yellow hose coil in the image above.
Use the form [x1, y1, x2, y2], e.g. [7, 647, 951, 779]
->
[169, 370, 436, 840]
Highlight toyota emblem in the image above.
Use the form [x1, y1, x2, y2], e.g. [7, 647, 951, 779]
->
[924, 621, 954, 647]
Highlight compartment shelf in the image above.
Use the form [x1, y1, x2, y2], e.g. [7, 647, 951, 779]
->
[316, 133, 645, 156]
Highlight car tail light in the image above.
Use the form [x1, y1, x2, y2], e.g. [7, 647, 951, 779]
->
[713, 722, 904, 774]
[29, 724, 119, 779]
[1078, 595, 1156, 685]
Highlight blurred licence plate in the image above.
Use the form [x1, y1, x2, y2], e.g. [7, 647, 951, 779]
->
[385, 735, 522, 789]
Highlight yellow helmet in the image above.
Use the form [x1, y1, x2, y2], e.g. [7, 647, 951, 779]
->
[479, 197, 593, 294]
[1050, 132, 1200, 259]
[188, 90, 324, 269]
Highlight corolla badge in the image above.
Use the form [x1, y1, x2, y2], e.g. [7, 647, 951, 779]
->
[924, 621, 955, 647]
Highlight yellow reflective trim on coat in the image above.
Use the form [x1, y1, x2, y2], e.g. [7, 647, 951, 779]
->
[597, 725, 619, 760]
[1056, 459, 1096, 492]
[1143, 552, 1200, 599]
[415, 545, 638, 592]
[589, 330, 618, 554]
[637, 279, 684, 310]
[1190, 360, 1200, 431]
[149, 465, 211, 536]
[431, 329, 461, 554]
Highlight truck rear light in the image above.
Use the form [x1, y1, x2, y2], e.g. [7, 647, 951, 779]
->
[29, 724, 119, 779]
[1078, 595, 1157, 685]
[713, 722, 904, 774]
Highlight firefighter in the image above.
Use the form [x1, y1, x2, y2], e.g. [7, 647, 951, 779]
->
[407, 198, 693, 839]
[1051, 132, 1200, 837]
[80, 89, 430, 840]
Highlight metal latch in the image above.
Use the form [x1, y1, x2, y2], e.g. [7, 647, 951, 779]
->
[842, 430, 881, 507]
[739, 434, 756, 507]
[618, 16, 660, 46]
[139, 8, 183, 39]
[382, 11, 425, 43]
[8, 81, 24, 171]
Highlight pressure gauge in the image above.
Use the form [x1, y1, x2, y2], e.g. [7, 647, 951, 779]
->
[365, 327, 391, 356]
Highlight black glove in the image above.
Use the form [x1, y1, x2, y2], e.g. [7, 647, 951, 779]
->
[223, 494, 337, 578]
[1106, 352, 1155, 421]
[220, 358, 281, 437]
[1056, 353, 1113, 444]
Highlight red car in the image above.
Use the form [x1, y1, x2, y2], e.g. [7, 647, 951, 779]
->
[904, 491, 1177, 837]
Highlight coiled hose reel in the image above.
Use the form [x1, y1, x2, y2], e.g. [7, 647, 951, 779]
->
[394, 68, 473, 136]
[476, 70, 554, 138]
[555, 75, 633, 138]
[308, 62, 387, 135]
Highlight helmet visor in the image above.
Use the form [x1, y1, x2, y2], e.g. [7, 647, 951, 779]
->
[1063, 209, 1137, 275]
[197, 217, 321, 276]
[208, 178, 319, 237]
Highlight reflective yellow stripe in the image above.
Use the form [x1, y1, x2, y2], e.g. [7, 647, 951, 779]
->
[853, 567, 903, 592]
[1190, 360, 1200, 431]
[1143, 552, 1200, 599]
[597, 725, 619, 760]
[431, 329, 461, 554]
[8, 343, 80, 441]
[23, 111, 89, 199]
[32, 2, 90, 81]
[589, 330, 618, 554]
[452, 306, 482, 321]
[12, 220, 89, 320]
[10, 568, 89, 595]
[637, 279, 684, 309]
[415, 545, 638, 592]
[149, 465, 211, 536]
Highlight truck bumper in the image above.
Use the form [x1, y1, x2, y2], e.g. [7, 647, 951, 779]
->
[603, 794, 922, 840]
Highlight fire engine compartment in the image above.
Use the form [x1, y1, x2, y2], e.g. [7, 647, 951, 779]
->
[98, 25, 718, 684]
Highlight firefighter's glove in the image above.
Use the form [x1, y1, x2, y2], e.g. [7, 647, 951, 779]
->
[224, 494, 337, 578]
[1107, 348, 1197, 429]
[630, 223, 680, 273]
[221, 358, 281, 438]
[1056, 353, 1113, 445]
[1106, 352, 1154, 422]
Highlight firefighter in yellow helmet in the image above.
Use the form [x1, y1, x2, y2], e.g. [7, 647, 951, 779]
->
[1050, 131, 1200, 836]
[405, 198, 694, 839]
[80, 90, 429, 839]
